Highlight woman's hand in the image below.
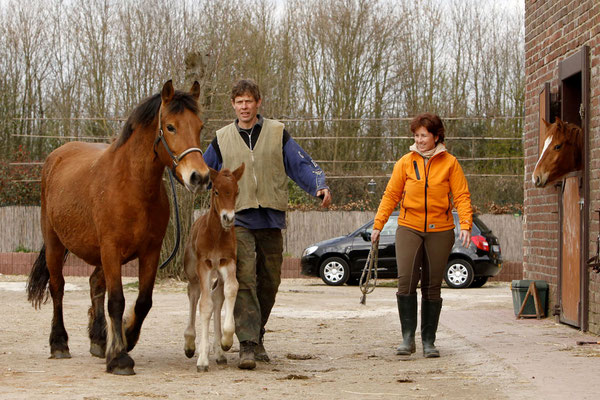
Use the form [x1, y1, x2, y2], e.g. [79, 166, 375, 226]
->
[459, 229, 471, 248]
[371, 229, 381, 243]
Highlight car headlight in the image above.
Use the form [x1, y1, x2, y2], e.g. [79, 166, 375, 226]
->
[302, 246, 318, 257]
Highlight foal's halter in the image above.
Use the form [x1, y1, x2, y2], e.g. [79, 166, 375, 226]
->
[153, 105, 204, 185]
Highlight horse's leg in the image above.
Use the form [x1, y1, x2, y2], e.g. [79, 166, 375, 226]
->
[45, 235, 70, 359]
[184, 274, 201, 359]
[124, 249, 160, 352]
[219, 260, 238, 353]
[88, 265, 107, 358]
[196, 261, 214, 372]
[102, 247, 134, 375]
[211, 277, 227, 365]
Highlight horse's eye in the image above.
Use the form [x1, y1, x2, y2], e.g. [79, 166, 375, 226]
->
[554, 144, 562, 150]
[214, 190, 219, 196]
[167, 124, 176, 134]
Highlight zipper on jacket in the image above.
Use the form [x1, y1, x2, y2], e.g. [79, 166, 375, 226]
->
[424, 162, 429, 232]
[413, 161, 421, 180]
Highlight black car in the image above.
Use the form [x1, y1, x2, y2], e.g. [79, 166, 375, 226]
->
[301, 211, 502, 288]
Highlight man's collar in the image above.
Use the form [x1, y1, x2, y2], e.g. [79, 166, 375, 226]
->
[235, 114, 263, 131]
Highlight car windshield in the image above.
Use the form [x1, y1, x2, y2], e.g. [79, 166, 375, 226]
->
[364, 215, 398, 236]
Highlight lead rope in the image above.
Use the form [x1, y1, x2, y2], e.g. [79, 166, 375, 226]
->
[359, 238, 379, 305]
[159, 169, 181, 270]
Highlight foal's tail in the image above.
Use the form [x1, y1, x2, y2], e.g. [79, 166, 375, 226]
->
[27, 244, 50, 309]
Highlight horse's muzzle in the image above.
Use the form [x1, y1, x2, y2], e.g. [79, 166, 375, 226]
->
[184, 170, 209, 192]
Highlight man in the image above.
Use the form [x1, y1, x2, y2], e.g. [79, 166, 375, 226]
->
[203, 79, 331, 370]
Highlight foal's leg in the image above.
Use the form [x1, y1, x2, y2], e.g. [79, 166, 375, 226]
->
[102, 247, 134, 375]
[184, 268, 201, 359]
[211, 277, 227, 364]
[45, 235, 70, 359]
[196, 260, 214, 372]
[219, 260, 239, 353]
[88, 265, 107, 358]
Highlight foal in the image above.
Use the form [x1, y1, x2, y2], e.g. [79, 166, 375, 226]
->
[184, 164, 244, 372]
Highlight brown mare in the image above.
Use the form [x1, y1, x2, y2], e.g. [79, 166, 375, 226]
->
[183, 164, 245, 372]
[26, 80, 209, 375]
[532, 117, 583, 188]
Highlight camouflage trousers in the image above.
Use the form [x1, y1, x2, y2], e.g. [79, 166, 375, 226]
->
[234, 227, 283, 344]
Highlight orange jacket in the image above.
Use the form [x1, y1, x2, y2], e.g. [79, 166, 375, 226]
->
[374, 150, 472, 233]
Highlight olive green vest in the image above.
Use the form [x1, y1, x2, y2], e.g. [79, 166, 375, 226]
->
[216, 119, 288, 212]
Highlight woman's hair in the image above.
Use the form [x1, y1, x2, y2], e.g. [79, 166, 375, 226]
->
[231, 79, 261, 101]
[410, 113, 445, 143]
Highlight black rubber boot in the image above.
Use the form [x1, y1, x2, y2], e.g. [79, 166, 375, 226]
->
[421, 298, 443, 358]
[238, 341, 257, 370]
[395, 293, 417, 355]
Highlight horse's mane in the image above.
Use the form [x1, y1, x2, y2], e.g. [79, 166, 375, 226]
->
[114, 90, 200, 149]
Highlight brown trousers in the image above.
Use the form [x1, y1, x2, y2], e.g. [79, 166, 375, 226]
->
[395, 225, 455, 300]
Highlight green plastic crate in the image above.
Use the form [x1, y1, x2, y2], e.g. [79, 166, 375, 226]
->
[511, 280, 548, 317]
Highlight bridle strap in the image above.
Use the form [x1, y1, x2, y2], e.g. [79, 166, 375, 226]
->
[153, 105, 204, 185]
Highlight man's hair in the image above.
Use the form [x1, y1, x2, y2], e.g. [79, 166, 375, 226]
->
[231, 79, 261, 101]
[410, 113, 445, 143]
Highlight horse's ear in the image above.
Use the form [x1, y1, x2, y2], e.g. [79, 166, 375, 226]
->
[209, 167, 219, 183]
[542, 118, 551, 128]
[555, 117, 563, 127]
[190, 81, 201, 100]
[161, 80, 175, 104]
[232, 163, 245, 182]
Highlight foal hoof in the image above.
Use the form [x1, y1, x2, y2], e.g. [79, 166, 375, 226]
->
[216, 355, 227, 365]
[90, 343, 106, 358]
[197, 365, 209, 372]
[50, 349, 71, 359]
[185, 348, 195, 359]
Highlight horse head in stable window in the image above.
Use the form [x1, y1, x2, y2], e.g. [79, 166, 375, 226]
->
[532, 117, 583, 188]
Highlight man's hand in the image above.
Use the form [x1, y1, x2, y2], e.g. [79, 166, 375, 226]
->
[316, 188, 331, 208]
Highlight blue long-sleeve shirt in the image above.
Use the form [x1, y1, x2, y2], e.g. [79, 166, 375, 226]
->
[203, 115, 328, 230]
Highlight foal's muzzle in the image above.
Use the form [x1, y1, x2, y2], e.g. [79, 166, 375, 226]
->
[220, 210, 235, 230]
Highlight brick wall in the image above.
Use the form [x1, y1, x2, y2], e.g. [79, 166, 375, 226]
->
[0, 252, 138, 277]
[524, 0, 600, 333]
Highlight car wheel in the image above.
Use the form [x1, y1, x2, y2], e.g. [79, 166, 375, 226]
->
[470, 276, 489, 288]
[444, 259, 474, 289]
[319, 257, 350, 286]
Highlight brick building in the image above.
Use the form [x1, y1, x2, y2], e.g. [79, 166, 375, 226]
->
[524, 1, 600, 333]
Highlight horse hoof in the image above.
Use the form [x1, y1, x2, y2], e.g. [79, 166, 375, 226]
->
[110, 367, 136, 376]
[107, 352, 135, 375]
[90, 343, 106, 358]
[216, 356, 227, 365]
[197, 365, 208, 372]
[50, 350, 71, 359]
[185, 348, 195, 359]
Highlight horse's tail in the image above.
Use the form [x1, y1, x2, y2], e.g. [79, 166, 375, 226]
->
[27, 244, 50, 309]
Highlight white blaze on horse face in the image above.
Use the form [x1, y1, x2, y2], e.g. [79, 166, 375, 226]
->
[220, 209, 235, 230]
[532, 135, 553, 185]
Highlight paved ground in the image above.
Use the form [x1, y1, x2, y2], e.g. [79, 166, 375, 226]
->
[1, 275, 599, 399]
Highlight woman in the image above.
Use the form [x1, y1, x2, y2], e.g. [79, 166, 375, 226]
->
[371, 113, 472, 358]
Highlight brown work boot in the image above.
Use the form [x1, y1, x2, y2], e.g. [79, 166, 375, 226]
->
[238, 341, 256, 370]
